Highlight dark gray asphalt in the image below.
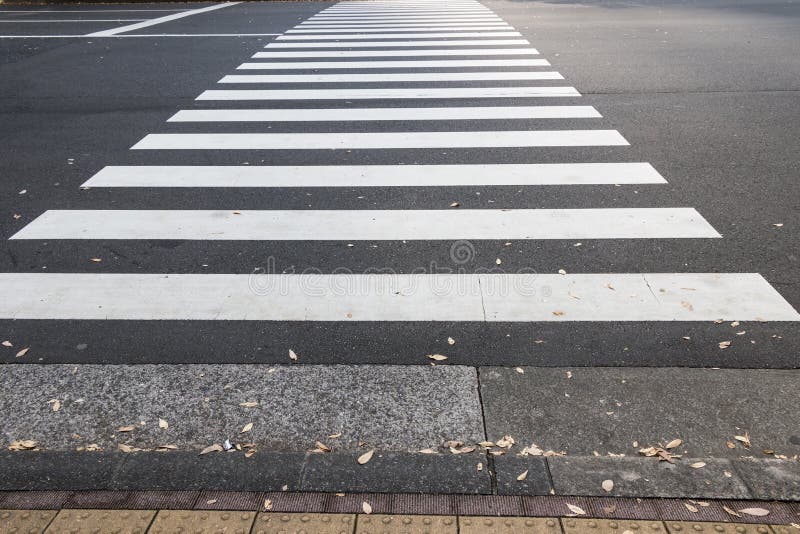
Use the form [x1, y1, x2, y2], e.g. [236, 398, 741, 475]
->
[0, 0, 798, 367]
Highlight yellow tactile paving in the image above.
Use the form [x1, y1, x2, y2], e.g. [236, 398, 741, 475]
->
[459, 516, 562, 533]
[665, 523, 772, 534]
[770, 526, 800, 534]
[148, 510, 255, 534]
[44, 509, 155, 534]
[0, 509, 58, 534]
[252, 512, 355, 534]
[564, 518, 667, 534]
[357, 514, 457, 534]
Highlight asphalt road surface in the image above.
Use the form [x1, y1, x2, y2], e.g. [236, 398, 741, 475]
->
[0, 0, 799, 496]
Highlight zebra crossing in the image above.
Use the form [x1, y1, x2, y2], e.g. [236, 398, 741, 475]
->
[1, 0, 798, 333]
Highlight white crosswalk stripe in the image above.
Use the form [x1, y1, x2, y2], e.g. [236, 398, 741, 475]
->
[4, 0, 798, 331]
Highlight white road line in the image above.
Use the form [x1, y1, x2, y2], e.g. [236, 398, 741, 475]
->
[0, 34, 282, 38]
[277, 32, 521, 40]
[287, 26, 512, 32]
[242, 59, 550, 68]
[5, 273, 792, 322]
[132, 130, 622, 150]
[219, 72, 563, 83]
[307, 17, 502, 21]
[11, 208, 717, 241]
[251, 49, 539, 57]
[168, 106, 596, 122]
[286, 24, 514, 34]
[263, 39, 529, 48]
[196, 86, 575, 99]
[0, 19, 148, 22]
[295, 17, 504, 24]
[85, 2, 241, 37]
[81, 163, 666, 188]
[0, 9, 189, 12]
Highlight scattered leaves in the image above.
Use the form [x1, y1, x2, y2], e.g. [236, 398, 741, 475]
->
[289, 349, 298, 361]
[517, 470, 528, 481]
[449, 202, 460, 208]
[239, 401, 258, 408]
[552, 311, 565, 316]
[158, 419, 169, 430]
[1, 340, 11, 347]
[718, 341, 731, 349]
[664, 439, 682, 449]
[357, 449, 374, 465]
[558, 269, 567, 275]
[241, 422, 253, 434]
[495, 258, 502, 265]
[8, 440, 37, 451]
[739, 508, 770, 517]
[362, 502, 372, 515]
[207, 499, 218, 505]
[418, 448, 437, 454]
[566, 504, 586, 516]
[117, 425, 136, 433]
[690, 462, 706, 469]
[723, 506, 741, 517]
[48, 399, 61, 412]
[200, 443, 223, 455]
[515, 367, 524, 374]
[496, 435, 515, 449]
[684, 503, 699, 513]
[315, 441, 332, 453]
[90, 258, 102, 263]
[427, 354, 448, 361]
[734, 433, 752, 448]
[601, 479, 614, 492]
[15, 347, 30, 358]
[264, 499, 273, 511]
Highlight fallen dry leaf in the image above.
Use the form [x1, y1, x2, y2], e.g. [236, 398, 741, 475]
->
[734, 433, 752, 448]
[357, 449, 374, 465]
[207, 499, 218, 505]
[558, 269, 567, 275]
[1, 340, 12, 347]
[684, 503, 699, 513]
[200, 443, 223, 455]
[495, 258, 502, 265]
[477, 462, 483, 471]
[515, 367, 524, 374]
[89, 258, 102, 263]
[418, 448, 437, 454]
[603, 505, 617, 514]
[158, 419, 168, 430]
[552, 311, 565, 316]
[117, 425, 136, 433]
[447, 337, 455, 345]
[496, 435, 515, 449]
[723, 506, 741, 517]
[773, 223, 784, 227]
[449, 202, 460, 208]
[8, 440, 37, 451]
[328, 433, 342, 439]
[566, 504, 586, 516]
[239, 401, 258, 408]
[289, 349, 298, 361]
[665, 439, 682, 449]
[118, 444, 135, 453]
[264, 499, 273, 511]
[517, 470, 528, 481]
[315, 441, 332, 453]
[739, 508, 770, 517]
[362, 502, 372, 514]
[602, 479, 614, 492]
[427, 354, 448, 361]
[690, 462, 706, 469]
[15, 347, 30, 358]
[241, 422, 253, 433]
[48, 399, 60, 412]
[718, 340, 731, 349]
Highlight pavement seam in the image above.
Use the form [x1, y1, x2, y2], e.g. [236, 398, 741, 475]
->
[474, 366, 497, 495]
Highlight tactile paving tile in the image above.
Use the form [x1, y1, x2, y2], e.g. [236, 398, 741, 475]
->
[0, 509, 58, 534]
[252, 512, 354, 534]
[665, 522, 772, 534]
[148, 510, 255, 534]
[356, 514, 457, 534]
[770, 526, 800, 534]
[563, 518, 666, 534]
[44, 509, 154, 534]
[460, 516, 563, 533]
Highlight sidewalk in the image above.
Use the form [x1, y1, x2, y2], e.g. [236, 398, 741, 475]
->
[2, 492, 799, 533]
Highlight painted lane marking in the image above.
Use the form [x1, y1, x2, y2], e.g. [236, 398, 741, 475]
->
[168, 105, 594, 122]
[276, 32, 522, 40]
[243, 58, 549, 68]
[12, 208, 716, 241]
[1, 273, 794, 321]
[85, 2, 241, 37]
[82, 163, 666, 188]
[250, 48, 539, 57]
[263, 39, 530, 47]
[195, 86, 576, 99]
[286, 26, 513, 32]
[219, 72, 563, 83]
